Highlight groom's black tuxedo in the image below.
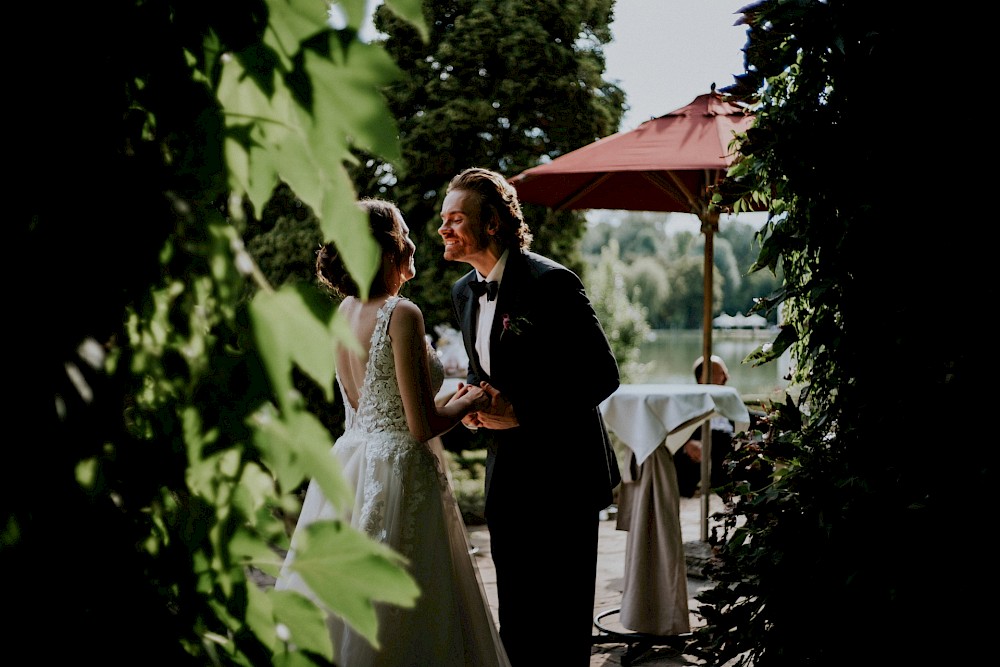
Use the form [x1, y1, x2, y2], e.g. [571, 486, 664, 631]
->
[450, 249, 621, 666]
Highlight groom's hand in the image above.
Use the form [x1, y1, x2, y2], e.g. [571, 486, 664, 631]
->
[475, 382, 519, 430]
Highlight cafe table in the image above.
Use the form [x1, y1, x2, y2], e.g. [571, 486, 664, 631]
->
[595, 384, 750, 645]
[600, 383, 750, 467]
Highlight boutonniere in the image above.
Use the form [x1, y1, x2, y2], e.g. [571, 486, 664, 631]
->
[501, 313, 531, 339]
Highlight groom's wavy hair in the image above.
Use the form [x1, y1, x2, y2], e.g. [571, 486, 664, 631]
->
[447, 167, 533, 251]
[316, 198, 406, 298]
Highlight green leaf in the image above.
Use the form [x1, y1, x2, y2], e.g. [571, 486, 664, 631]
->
[218, 60, 299, 213]
[270, 587, 336, 660]
[232, 527, 286, 575]
[223, 123, 255, 208]
[264, 0, 331, 56]
[319, 193, 381, 303]
[245, 576, 281, 654]
[384, 0, 430, 42]
[186, 449, 239, 505]
[289, 520, 420, 649]
[269, 120, 325, 209]
[325, 0, 369, 34]
[306, 42, 404, 163]
[252, 407, 351, 514]
[249, 284, 337, 407]
[234, 461, 279, 524]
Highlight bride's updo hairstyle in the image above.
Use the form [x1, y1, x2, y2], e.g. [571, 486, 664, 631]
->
[316, 198, 407, 298]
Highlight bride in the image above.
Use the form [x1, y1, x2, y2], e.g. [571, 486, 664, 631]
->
[276, 198, 510, 667]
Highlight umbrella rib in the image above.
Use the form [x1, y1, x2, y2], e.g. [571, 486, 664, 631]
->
[553, 173, 614, 210]
[643, 171, 701, 214]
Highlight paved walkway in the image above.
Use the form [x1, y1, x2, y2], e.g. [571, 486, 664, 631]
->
[255, 493, 726, 665]
[468, 494, 727, 666]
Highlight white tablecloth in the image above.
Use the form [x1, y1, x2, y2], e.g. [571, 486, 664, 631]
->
[599, 384, 750, 464]
[600, 384, 751, 635]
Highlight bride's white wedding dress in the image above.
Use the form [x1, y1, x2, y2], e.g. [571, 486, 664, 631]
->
[276, 296, 509, 667]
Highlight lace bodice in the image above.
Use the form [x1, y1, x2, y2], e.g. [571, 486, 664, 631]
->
[334, 296, 442, 545]
[340, 296, 411, 436]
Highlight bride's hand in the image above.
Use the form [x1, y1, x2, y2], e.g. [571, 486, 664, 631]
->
[448, 383, 490, 419]
[462, 385, 491, 412]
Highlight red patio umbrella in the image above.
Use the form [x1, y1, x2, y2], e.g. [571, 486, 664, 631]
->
[510, 88, 757, 538]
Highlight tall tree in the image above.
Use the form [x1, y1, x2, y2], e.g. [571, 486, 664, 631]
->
[663, 255, 723, 329]
[626, 256, 672, 330]
[588, 240, 652, 384]
[352, 0, 626, 331]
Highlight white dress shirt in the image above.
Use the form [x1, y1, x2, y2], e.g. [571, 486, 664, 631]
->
[474, 249, 508, 377]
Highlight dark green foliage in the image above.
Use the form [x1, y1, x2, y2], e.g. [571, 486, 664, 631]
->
[245, 183, 325, 295]
[11, 3, 269, 660]
[694, 2, 986, 665]
[9, 2, 412, 664]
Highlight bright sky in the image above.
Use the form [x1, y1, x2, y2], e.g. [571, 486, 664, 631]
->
[605, 0, 751, 131]
[593, 0, 760, 227]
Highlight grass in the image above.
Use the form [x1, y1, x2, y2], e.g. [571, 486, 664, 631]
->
[444, 448, 488, 525]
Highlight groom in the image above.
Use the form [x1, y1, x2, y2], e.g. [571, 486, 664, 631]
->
[439, 167, 622, 665]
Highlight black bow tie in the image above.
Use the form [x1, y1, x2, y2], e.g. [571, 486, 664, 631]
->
[469, 280, 499, 301]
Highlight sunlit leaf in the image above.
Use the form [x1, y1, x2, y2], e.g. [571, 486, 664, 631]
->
[384, 0, 430, 42]
[186, 450, 239, 505]
[264, 0, 331, 56]
[223, 123, 255, 207]
[218, 59, 297, 213]
[232, 527, 286, 577]
[245, 582, 280, 654]
[270, 120, 325, 208]
[249, 284, 337, 407]
[317, 174, 380, 303]
[289, 520, 420, 648]
[306, 42, 404, 162]
[234, 462, 278, 522]
[325, 0, 369, 33]
[270, 587, 335, 660]
[252, 407, 352, 515]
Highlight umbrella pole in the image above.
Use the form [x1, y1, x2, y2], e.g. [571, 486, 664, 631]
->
[700, 211, 718, 542]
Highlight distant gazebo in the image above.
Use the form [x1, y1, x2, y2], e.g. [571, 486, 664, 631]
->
[713, 312, 768, 329]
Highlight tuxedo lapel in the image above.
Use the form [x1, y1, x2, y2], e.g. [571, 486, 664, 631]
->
[456, 272, 485, 378]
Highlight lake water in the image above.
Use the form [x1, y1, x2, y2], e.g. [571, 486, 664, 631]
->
[634, 329, 791, 401]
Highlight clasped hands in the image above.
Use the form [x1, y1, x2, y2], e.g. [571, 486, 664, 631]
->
[450, 381, 519, 430]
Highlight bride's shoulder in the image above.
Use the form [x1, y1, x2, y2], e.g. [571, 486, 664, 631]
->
[388, 296, 423, 322]
[387, 297, 426, 338]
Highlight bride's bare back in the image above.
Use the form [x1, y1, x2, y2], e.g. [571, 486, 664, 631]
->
[336, 295, 484, 443]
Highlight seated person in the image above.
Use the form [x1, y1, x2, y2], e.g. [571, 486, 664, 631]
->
[674, 355, 735, 497]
